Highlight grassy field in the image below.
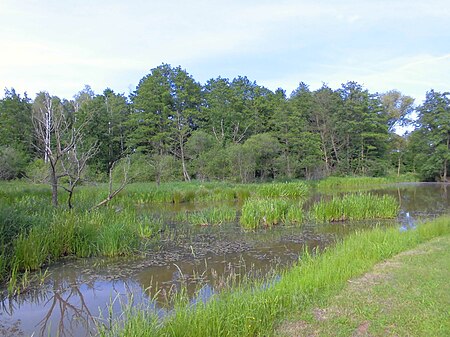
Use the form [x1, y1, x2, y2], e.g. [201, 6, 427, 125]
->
[279, 235, 450, 337]
[97, 216, 450, 337]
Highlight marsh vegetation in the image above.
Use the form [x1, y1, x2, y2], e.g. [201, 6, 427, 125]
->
[0, 180, 449, 336]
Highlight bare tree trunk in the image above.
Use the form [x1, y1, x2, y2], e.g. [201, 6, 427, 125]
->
[445, 135, 450, 182]
[315, 115, 330, 173]
[92, 158, 130, 209]
[50, 164, 58, 207]
[67, 190, 74, 209]
[179, 134, 190, 182]
[444, 159, 448, 182]
[331, 134, 340, 164]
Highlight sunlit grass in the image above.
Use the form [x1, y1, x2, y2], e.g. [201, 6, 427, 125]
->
[240, 198, 303, 229]
[311, 193, 399, 222]
[317, 174, 419, 191]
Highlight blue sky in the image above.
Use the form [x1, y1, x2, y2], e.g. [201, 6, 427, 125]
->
[0, 0, 449, 103]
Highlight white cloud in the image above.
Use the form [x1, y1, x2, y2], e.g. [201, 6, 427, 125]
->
[261, 53, 450, 102]
[0, 0, 449, 99]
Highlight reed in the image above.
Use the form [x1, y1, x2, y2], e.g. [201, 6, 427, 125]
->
[0, 202, 157, 291]
[177, 206, 237, 226]
[317, 174, 419, 191]
[240, 199, 303, 229]
[253, 182, 309, 199]
[311, 193, 399, 222]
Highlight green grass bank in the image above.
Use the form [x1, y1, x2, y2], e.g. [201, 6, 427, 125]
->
[279, 235, 450, 336]
[98, 216, 450, 337]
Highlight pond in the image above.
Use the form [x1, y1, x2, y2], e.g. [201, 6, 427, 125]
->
[1, 183, 449, 337]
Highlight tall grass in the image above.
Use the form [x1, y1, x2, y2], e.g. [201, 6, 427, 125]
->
[253, 182, 309, 199]
[98, 216, 450, 337]
[311, 193, 399, 222]
[177, 206, 237, 226]
[113, 181, 309, 205]
[317, 174, 419, 191]
[240, 199, 303, 229]
[0, 202, 160, 294]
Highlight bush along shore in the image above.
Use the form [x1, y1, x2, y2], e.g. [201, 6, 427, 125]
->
[97, 216, 450, 337]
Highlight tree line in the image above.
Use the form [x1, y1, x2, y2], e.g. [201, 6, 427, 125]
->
[1, 63, 449, 188]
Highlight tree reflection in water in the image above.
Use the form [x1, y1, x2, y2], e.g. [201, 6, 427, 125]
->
[0, 278, 151, 337]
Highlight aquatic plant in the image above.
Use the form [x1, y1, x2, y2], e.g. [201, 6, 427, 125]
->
[253, 182, 309, 199]
[138, 216, 163, 238]
[311, 193, 399, 222]
[240, 199, 303, 229]
[178, 206, 237, 226]
[316, 175, 419, 191]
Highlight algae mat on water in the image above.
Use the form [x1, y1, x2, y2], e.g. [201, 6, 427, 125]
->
[278, 235, 450, 337]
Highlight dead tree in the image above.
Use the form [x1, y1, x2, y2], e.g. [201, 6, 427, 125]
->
[92, 156, 131, 209]
[32, 92, 97, 207]
[60, 141, 98, 208]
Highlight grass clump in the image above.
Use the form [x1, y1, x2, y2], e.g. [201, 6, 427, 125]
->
[117, 181, 307, 205]
[178, 206, 237, 226]
[240, 199, 303, 229]
[311, 193, 399, 222]
[316, 174, 419, 192]
[0, 198, 160, 294]
[254, 182, 309, 199]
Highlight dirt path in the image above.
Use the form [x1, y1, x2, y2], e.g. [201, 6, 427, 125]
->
[277, 235, 450, 337]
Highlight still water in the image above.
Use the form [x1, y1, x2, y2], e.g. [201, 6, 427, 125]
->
[1, 183, 448, 337]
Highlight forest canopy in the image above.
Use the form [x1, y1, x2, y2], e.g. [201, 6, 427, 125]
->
[1, 64, 449, 184]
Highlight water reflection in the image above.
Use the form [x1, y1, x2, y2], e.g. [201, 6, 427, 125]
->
[0, 279, 151, 337]
[399, 212, 417, 232]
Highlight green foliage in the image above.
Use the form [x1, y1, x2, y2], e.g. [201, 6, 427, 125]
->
[0, 146, 28, 180]
[2, 68, 447, 185]
[0, 89, 33, 155]
[408, 90, 450, 181]
[76, 88, 130, 175]
[25, 159, 49, 183]
[311, 193, 399, 222]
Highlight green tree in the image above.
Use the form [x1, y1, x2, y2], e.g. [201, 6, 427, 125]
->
[0, 88, 33, 178]
[288, 83, 325, 178]
[131, 64, 202, 182]
[310, 84, 342, 174]
[336, 82, 389, 175]
[77, 88, 129, 176]
[380, 89, 415, 133]
[243, 133, 281, 181]
[413, 90, 450, 181]
[0, 146, 28, 180]
[227, 143, 255, 183]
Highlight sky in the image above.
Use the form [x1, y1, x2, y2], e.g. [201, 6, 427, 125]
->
[0, 0, 449, 104]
